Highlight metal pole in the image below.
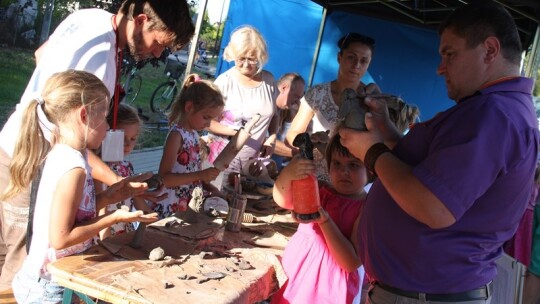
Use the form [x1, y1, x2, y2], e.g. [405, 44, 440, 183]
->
[213, 0, 227, 54]
[39, 0, 54, 44]
[524, 25, 540, 80]
[307, 7, 327, 87]
[184, 0, 208, 79]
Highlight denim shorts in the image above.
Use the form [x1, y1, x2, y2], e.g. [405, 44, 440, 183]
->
[12, 268, 64, 304]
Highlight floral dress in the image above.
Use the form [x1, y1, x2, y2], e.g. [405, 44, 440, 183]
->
[153, 125, 203, 219]
[104, 160, 137, 235]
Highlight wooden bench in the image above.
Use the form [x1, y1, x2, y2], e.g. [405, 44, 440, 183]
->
[0, 288, 16, 304]
[0, 287, 95, 304]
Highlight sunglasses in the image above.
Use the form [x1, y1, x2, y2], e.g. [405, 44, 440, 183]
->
[340, 32, 375, 50]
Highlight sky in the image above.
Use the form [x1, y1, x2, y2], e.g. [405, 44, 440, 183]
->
[205, 0, 230, 24]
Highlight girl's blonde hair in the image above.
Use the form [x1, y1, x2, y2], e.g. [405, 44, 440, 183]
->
[223, 25, 268, 74]
[168, 74, 224, 126]
[2, 70, 109, 200]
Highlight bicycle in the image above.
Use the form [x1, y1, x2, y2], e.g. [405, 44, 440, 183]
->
[120, 57, 143, 104]
[196, 48, 209, 65]
[150, 53, 186, 114]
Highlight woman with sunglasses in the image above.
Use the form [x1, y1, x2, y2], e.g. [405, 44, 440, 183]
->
[206, 25, 279, 189]
[286, 32, 380, 182]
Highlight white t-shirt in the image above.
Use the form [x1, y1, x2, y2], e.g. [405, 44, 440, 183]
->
[213, 68, 278, 163]
[0, 8, 116, 157]
[21, 144, 95, 279]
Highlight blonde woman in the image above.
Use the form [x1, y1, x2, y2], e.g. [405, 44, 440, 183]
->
[207, 25, 279, 188]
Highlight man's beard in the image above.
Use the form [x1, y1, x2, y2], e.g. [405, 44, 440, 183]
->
[127, 30, 144, 62]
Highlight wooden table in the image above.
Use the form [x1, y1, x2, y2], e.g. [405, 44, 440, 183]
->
[48, 210, 296, 304]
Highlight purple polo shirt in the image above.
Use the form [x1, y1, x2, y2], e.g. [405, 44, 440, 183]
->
[360, 77, 539, 293]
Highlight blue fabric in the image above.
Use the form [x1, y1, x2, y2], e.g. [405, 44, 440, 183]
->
[318, 11, 454, 120]
[215, 0, 322, 89]
[216, 0, 454, 120]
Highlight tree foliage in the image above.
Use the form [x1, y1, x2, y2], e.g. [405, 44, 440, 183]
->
[1, 0, 221, 58]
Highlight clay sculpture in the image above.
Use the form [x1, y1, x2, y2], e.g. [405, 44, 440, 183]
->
[337, 88, 369, 131]
[213, 114, 261, 170]
[176, 186, 205, 223]
[338, 89, 408, 131]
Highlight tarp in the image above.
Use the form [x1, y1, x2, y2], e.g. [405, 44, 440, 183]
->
[216, 0, 454, 120]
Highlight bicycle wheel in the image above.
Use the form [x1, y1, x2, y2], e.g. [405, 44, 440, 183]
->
[150, 81, 177, 113]
[125, 74, 142, 104]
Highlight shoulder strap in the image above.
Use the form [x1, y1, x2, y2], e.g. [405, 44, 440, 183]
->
[26, 163, 44, 254]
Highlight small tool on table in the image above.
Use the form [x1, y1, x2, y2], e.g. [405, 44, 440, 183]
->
[129, 222, 146, 248]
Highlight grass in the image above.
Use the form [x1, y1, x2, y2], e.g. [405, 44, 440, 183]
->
[0, 46, 216, 149]
[0, 47, 35, 125]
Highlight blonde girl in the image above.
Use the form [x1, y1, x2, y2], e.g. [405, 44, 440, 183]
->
[98, 104, 155, 239]
[4, 70, 158, 303]
[155, 74, 225, 219]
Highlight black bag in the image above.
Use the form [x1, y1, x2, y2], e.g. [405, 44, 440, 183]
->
[25, 164, 43, 253]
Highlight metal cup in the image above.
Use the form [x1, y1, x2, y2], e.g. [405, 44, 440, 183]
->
[225, 194, 247, 232]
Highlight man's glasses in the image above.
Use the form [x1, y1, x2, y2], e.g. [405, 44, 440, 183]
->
[236, 57, 259, 65]
[340, 32, 375, 50]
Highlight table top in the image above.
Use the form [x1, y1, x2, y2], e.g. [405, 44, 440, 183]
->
[48, 211, 296, 304]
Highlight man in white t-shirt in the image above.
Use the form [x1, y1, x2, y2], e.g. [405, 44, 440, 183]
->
[0, 0, 194, 290]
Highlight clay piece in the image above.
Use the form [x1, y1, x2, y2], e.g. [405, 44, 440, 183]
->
[176, 187, 205, 223]
[337, 88, 369, 131]
[148, 247, 165, 261]
[213, 114, 261, 170]
[202, 272, 226, 280]
[178, 274, 197, 280]
[238, 259, 253, 270]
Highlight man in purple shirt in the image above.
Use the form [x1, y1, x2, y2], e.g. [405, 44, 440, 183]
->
[340, 1, 540, 303]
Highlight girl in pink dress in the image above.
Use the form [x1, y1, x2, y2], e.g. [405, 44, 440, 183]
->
[271, 133, 367, 304]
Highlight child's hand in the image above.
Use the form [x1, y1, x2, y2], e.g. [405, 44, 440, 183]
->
[200, 167, 220, 182]
[103, 172, 153, 203]
[136, 190, 168, 203]
[314, 207, 330, 226]
[291, 207, 329, 225]
[281, 156, 316, 181]
[114, 209, 159, 224]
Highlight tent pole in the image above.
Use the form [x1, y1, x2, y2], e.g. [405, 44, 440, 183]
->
[308, 7, 328, 87]
[524, 25, 540, 80]
[185, 0, 209, 80]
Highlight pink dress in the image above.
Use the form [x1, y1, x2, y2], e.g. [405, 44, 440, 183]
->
[504, 184, 539, 266]
[271, 185, 364, 304]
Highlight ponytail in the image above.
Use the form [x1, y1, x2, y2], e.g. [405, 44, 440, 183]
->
[2, 99, 50, 200]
